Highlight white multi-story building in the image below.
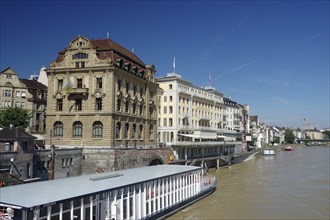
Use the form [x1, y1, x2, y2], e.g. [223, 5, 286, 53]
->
[157, 72, 248, 161]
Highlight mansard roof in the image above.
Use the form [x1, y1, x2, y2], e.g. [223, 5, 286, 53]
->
[54, 37, 145, 67]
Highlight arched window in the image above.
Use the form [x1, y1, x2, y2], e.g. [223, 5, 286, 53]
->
[53, 121, 63, 137]
[72, 121, 83, 138]
[92, 121, 103, 138]
[116, 122, 121, 139]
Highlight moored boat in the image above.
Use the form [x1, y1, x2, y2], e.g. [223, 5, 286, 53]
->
[0, 165, 216, 220]
[262, 148, 276, 155]
[284, 146, 294, 151]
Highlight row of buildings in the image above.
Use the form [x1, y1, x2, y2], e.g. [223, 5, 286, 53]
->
[1, 36, 325, 185]
[1, 36, 251, 151]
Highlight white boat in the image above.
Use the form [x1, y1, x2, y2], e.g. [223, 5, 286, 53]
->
[0, 165, 216, 220]
[262, 148, 276, 156]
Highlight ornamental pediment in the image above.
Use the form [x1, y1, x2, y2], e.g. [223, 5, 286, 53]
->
[91, 90, 105, 99]
[53, 91, 66, 99]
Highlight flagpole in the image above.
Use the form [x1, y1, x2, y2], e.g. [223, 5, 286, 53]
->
[173, 56, 176, 73]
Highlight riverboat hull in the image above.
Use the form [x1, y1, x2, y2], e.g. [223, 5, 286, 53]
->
[262, 148, 276, 155]
[0, 165, 216, 220]
[148, 183, 216, 220]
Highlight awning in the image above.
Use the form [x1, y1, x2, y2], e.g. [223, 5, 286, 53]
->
[217, 135, 235, 141]
[32, 134, 45, 140]
[178, 134, 196, 138]
[178, 133, 218, 139]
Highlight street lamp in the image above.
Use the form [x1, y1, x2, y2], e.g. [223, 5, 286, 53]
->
[50, 130, 53, 147]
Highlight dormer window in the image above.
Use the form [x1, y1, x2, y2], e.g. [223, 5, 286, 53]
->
[124, 63, 131, 72]
[116, 59, 123, 67]
[72, 53, 88, 59]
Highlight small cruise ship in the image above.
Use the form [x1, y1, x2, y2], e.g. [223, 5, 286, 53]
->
[0, 165, 216, 220]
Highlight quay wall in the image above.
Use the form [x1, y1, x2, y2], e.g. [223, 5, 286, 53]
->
[27, 147, 173, 181]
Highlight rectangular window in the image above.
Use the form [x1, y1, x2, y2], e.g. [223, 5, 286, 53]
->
[76, 99, 82, 111]
[169, 106, 173, 114]
[58, 79, 63, 90]
[80, 62, 85, 68]
[16, 91, 21, 97]
[95, 98, 102, 110]
[77, 79, 83, 88]
[169, 118, 173, 127]
[163, 106, 167, 114]
[76, 62, 79, 68]
[96, 77, 102, 89]
[169, 84, 173, 90]
[56, 99, 63, 111]
[164, 96, 167, 102]
[133, 85, 136, 95]
[169, 96, 173, 102]
[36, 113, 41, 121]
[126, 82, 129, 93]
[163, 118, 167, 126]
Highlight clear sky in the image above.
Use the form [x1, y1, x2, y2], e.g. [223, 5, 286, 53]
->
[1, 0, 329, 129]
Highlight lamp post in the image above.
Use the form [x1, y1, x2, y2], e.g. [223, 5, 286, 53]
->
[50, 130, 53, 148]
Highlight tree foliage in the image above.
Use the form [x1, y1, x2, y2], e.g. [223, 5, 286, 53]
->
[0, 107, 31, 128]
[323, 130, 330, 139]
[284, 129, 295, 144]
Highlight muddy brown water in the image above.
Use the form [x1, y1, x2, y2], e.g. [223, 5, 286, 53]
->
[167, 146, 330, 220]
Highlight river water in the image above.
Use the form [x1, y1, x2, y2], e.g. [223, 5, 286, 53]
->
[168, 146, 330, 220]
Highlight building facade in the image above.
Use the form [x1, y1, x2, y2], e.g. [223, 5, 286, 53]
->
[0, 67, 47, 138]
[46, 36, 159, 149]
[157, 72, 247, 161]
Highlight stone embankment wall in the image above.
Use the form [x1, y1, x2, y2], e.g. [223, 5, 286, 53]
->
[82, 147, 173, 174]
[32, 147, 173, 180]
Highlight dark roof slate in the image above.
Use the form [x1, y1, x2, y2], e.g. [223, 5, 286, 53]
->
[0, 127, 36, 142]
[20, 79, 47, 90]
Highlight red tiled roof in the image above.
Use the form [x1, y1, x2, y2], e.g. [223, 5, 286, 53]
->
[54, 38, 146, 67]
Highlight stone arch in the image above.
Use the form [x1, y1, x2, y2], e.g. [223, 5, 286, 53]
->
[149, 157, 164, 166]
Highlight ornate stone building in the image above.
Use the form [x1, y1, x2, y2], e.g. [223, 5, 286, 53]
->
[46, 36, 159, 149]
[0, 67, 47, 138]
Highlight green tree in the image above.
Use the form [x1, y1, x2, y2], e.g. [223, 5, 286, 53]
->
[0, 107, 31, 128]
[322, 130, 330, 139]
[284, 129, 295, 144]
[274, 136, 280, 144]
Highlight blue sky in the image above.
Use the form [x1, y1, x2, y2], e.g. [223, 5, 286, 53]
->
[1, 0, 329, 129]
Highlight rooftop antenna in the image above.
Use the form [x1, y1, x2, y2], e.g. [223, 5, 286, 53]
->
[173, 56, 176, 73]
[106, 32, 109, 39]
[208, 72, 212, 87]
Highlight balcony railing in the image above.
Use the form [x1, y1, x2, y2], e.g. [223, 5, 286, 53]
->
[66, 87, 89, 95]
